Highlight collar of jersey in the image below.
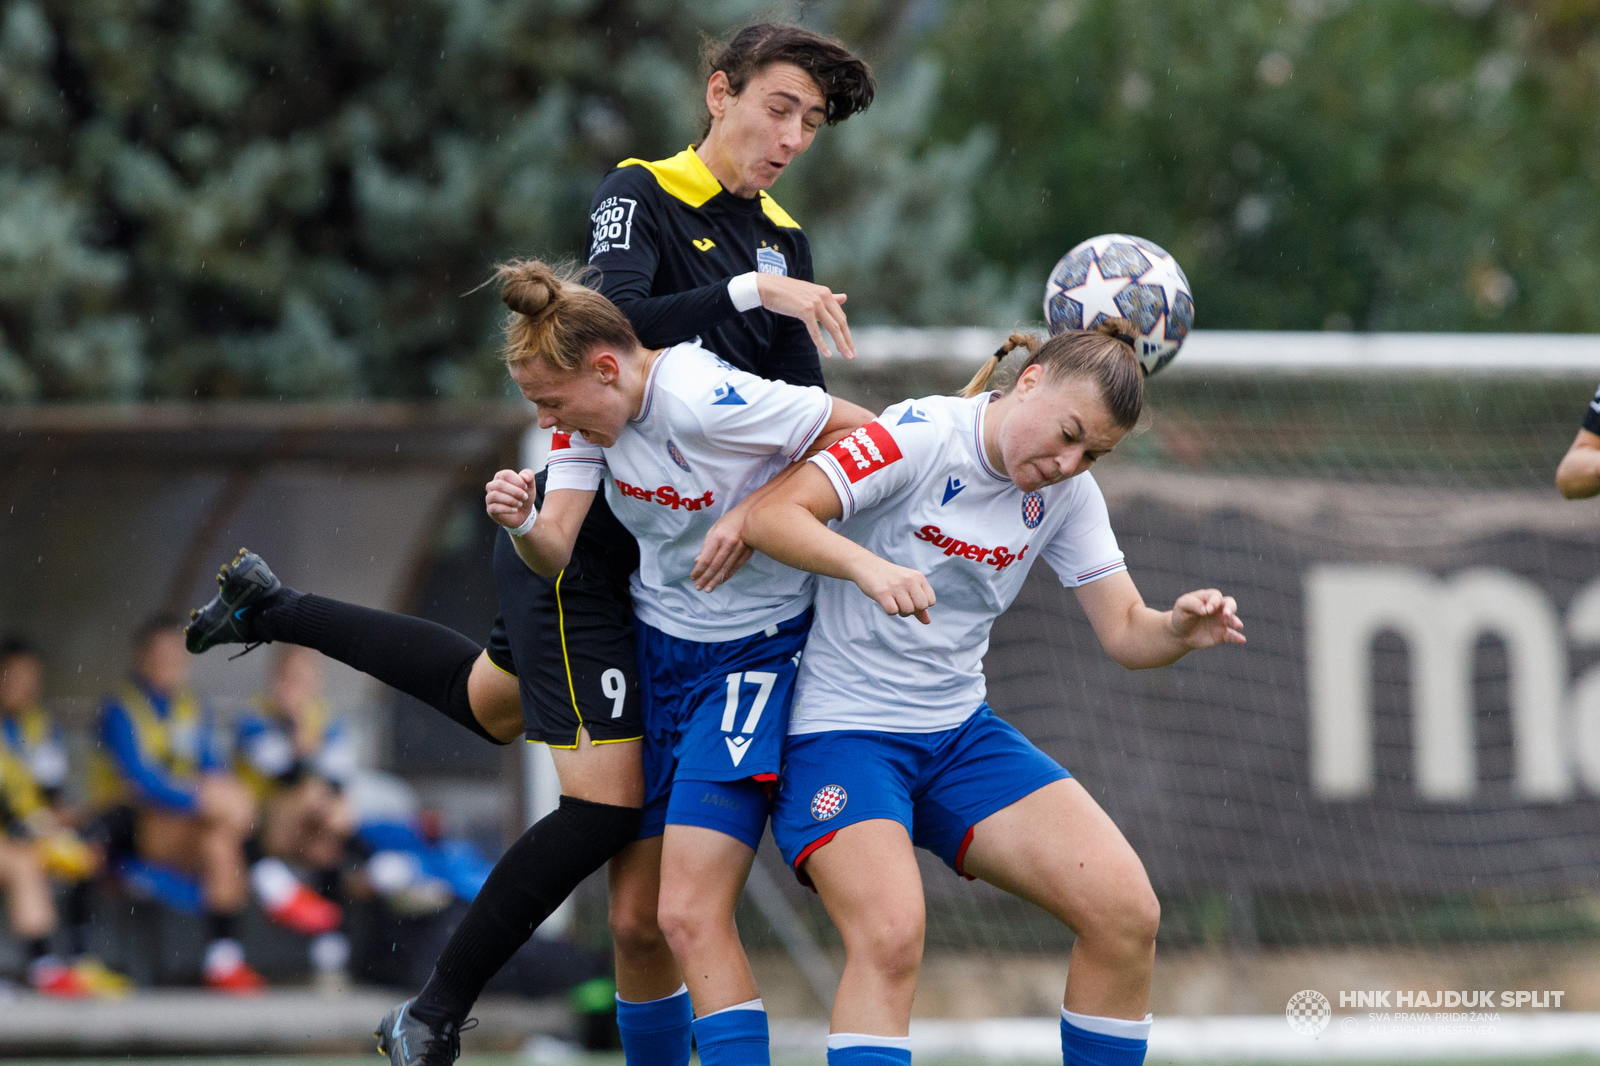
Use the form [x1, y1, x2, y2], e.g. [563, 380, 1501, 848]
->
[618, 147, 801, 228]
[972, 392, 1010, 483]
[630, 346, 674, 424]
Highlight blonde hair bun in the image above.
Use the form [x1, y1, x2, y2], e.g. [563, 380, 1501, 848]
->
[497, 260, 562, 322]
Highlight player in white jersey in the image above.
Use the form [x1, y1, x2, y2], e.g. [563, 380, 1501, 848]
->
[481, 259, 871, 1066]
[744, 320, 1245, 1066]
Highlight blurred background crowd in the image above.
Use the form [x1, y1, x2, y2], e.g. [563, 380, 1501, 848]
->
[0, 622, 606, 1001]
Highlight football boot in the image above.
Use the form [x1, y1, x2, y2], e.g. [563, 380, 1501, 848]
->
[184, 548, 281, 654]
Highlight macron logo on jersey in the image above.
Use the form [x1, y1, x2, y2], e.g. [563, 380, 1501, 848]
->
[897, 406, 929, 425]
[941, 477, 965, 505]
[826, 423, 903, 483]
[712, 382, 747, 405]
[914, 525, 1029, 571]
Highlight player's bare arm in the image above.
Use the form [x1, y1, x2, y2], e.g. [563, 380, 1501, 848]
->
[745, 463, 935, 623]
[691, 397, 875, 591]
[1072, 571, 1245, 670]
[1556, 427, 1600, 499]
[483, 470, 594, 577]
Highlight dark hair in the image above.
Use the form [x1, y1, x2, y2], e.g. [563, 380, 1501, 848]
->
[490, 259, 639, 372]
[700, 23, 875, 135]
[961, 318, 1144, 429]
[134, 612, 185, 649]
[0, 635, 39, 661]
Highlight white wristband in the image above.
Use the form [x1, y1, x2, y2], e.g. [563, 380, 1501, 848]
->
[727, 271, 762, 313]
[510, 511, 537, 537]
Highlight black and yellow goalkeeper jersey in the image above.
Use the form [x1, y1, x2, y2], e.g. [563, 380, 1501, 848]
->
[586, 146, 824, 389]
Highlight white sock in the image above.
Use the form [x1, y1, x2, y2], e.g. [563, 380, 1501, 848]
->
[828, 1034, 913, 1050]
[251, 856, 300, 908]
[204, 937, 244, 975]
[1061, 1006, 1153, 1041]
[699, 997, 765, 1017]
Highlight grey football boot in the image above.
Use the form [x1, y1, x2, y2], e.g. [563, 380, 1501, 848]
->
[376, 999, 472, 1066]
[183, 548, 281, 654]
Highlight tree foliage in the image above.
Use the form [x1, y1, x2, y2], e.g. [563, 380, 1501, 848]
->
[1, 0, 1596, 400]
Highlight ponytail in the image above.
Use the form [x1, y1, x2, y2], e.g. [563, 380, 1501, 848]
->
[960, 332, 1040, 399]
[962, 318, 1144, 428]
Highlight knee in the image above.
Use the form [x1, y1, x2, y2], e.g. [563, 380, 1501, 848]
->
[200, 776, 255, 835]
[1081, 880, 1160, 957]
[609, 895, 667, 961]
[847, 910, 925, 985]
[653, 889, 702, 955]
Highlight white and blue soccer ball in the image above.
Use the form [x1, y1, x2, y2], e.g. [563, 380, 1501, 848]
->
[1043, 233, 1193, 377]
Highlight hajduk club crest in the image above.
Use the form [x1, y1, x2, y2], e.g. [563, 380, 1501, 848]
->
[1021, 491, 1045, 529]
[667, 440, 692, 472]
[810, 784, 847, 821]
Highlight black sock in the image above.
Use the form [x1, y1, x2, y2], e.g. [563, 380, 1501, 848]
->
[26, 936, 51, 963]
[65, 880, 93, 957]
[410, 797, 643, 1028]
[313, 865, 342, 902]
[207, 911, 238, 943]
[252, 591, 500, 744]
[243, 836, 265, 867]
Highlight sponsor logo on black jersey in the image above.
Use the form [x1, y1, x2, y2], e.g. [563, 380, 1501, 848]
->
[756, 245, 788, 276]
[692, 238, 716, 251]
[590, 196, 637, 256]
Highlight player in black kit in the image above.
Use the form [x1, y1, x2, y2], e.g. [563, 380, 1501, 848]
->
[185, 23, 873, 1066]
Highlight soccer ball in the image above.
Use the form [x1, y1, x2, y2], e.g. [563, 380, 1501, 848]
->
[1043, 233, 1193, 377]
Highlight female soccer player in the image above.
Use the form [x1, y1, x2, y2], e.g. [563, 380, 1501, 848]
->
[742, 321, 1246, 1066]
[483, 258, 869, 1066]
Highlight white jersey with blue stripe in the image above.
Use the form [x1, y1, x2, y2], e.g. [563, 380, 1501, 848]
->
[544, 341, 832, 643]
[792, 392, 1126, 734]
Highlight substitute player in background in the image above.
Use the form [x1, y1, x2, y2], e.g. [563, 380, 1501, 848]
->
[1555, 383, 1600, 498]
[0, 637, 124, 997]
[744, 323, 1245, 1066]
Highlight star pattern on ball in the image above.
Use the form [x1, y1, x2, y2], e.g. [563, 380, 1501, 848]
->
[1061, 257, 1131, 324]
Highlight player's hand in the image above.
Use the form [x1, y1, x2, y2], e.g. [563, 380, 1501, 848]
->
[485, 468, 538, 531]
[756, 274, 856, 361]
[692, 508, 755, 593]
[1168, 588, 1245, 649]
[851, 557, 935, 624]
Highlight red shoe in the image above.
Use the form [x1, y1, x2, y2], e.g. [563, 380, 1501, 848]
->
[266, 882, 343, 936]
[30, 959, 94, 998]
[205, 958, 267, 995]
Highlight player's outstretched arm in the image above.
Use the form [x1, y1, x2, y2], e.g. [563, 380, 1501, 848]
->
[744, 463, 934, 623]
[691, 398, 875, 592]
[483, 468, 593, 578]
[1556, 429, 1600, 499]
[1073, 571, 1245, 670]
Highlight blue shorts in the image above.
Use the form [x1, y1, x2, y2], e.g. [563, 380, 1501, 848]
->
[635, 609, 812, 849]
[771, 705, 1070, 884]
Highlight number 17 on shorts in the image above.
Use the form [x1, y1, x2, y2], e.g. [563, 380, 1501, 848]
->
[677, 656, 800, 783]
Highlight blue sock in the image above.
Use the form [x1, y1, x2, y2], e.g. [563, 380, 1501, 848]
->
[1060, 1007, 1151, 1066]
[692, 999, 769, 1066]
[616, 985, 692, 1066]
[828, 1033, 912, 1066]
